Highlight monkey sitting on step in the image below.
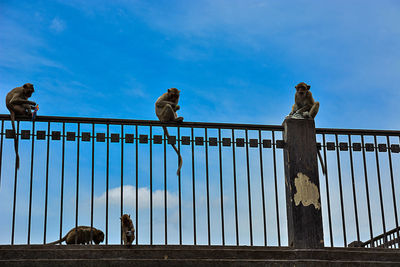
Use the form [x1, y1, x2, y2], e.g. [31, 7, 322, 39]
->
[155, 88, 183, 175]
[121, 214, 135, 245]
[47, 226, 104, 245]
[5, 83, 37, 169]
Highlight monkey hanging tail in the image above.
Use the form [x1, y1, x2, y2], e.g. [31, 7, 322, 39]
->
[10, 112, 20, 169]
[47, 235, 68, 245]
[162, 126, 183, 176]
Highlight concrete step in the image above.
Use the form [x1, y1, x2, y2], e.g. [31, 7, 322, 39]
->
[2, 258, 400, 267]
[0, 245, 399, 267]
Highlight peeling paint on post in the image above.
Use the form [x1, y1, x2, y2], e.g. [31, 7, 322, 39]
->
[283, 118, 324, 248]
[294, 172, 321, 210]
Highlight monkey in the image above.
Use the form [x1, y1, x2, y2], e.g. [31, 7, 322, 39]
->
[47, 226, 104, 245]
[120, 214, 135, 245]
[288, 82, 326, 175]
[289, 82, 319, 119]
[155, 88, 183, 175]
[5, 83, 37, 169]
[348, 241, 364, 247]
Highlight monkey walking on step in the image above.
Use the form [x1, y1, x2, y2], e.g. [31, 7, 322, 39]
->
[5, 83, 37, 169]
[155, 88, 183, 176]
[46, 226, 104, 245]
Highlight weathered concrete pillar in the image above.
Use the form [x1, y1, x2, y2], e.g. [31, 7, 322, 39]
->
[283, 117, 324, 248]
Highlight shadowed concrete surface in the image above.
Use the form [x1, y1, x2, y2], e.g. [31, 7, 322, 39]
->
[0, 245, 399, 266]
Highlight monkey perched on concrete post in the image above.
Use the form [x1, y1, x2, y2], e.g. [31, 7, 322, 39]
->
[288, 82, 325, 175]
[5, 83, 37, 169]
[289, 82, 320, 119]
[155, 88, 183, 175]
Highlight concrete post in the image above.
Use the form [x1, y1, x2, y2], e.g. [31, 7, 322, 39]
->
[283, 117, 324, 248]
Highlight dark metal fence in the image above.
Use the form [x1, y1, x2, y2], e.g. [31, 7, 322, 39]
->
[316, 128, 400, 248]
[0, 114, 399, 248]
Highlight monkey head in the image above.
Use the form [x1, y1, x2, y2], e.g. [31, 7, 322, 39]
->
[23, 83, 35, 98]
[167, 88, 180, 101]
[121, 214, 132, 225]
[295, 82, 310, 97]
[93, 229, 104, 244]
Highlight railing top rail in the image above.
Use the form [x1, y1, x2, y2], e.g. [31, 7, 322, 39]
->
[316, 128, 400, 136]
[1, 114, 399, 135]
[0, 114, 283, 131]
[362, 226, 400, 247]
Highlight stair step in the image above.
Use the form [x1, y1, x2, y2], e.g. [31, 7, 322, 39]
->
[1, 258, 400, 267]
[0, 245, 399, 267]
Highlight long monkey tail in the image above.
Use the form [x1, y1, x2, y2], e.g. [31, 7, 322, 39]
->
[10, 113, 20, 169]
[47, 235, 67, 245]
[162, 126, 183, 176]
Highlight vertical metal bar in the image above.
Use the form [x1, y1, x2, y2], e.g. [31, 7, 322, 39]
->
[164, 127, 167, 245]
[135, 125, 139, 245]
[90, 123, 95, 243]
[43, 122, 50, 244]
[0, 120, 4, 185]
[59, 123, 65, 241]
[374, 135, 387, 246]
[335, 134, 347, 246]
[120, 125, 124, 244]
[191, 127, 196, 245]
[150, 126, 153, 245]
[218, 128, 225, 246]
[75, 123, 80, 244]
[232, 129, 239, 246]
[272, 131, 281, 246]
[258, 130, 267, 246]
[348, 134, 360, 242]
[11, 121, 20, 245]
[386, 136, 399, 247]
[245, 129, 253, 246]
[178, 126, 182, 245]
[361, 135, 374, 244]
[205, 128, 211, 245]
[106, 124, 109, 245]
[27, 121, 35, 244]
[322, 134, 333, 247]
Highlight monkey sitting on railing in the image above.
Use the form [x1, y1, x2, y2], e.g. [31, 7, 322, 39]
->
[155, 88, 183, 175]
[5, 83, 37, 169]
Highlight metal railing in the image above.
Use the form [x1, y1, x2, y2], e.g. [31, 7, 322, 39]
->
[316, 128, 400, 248]
[0, 115, 286, 246]
[0, 114, 399, 248]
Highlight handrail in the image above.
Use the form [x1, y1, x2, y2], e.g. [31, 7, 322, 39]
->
[1, 114, 399, 135]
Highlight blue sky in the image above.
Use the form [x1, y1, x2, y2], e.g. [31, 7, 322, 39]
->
[1, 0, 400, 128]
[0, 0, 399, 246]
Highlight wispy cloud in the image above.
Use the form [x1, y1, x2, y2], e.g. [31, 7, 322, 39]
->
[95, 185, 179, 209]
[49, 17, 66, 33]
[0, 17, 64, 70]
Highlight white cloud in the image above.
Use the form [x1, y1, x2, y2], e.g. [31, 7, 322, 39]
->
[95, 185, 178, 209]
[50, 17, 66, 33]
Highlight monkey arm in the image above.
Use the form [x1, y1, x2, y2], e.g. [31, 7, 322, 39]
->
[295, 104, 312, 114]
[156, 101, 176, 108]
[289, 104, 298, 115]
[174, 105, 180, 111]
[9, 96, 36, 106]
